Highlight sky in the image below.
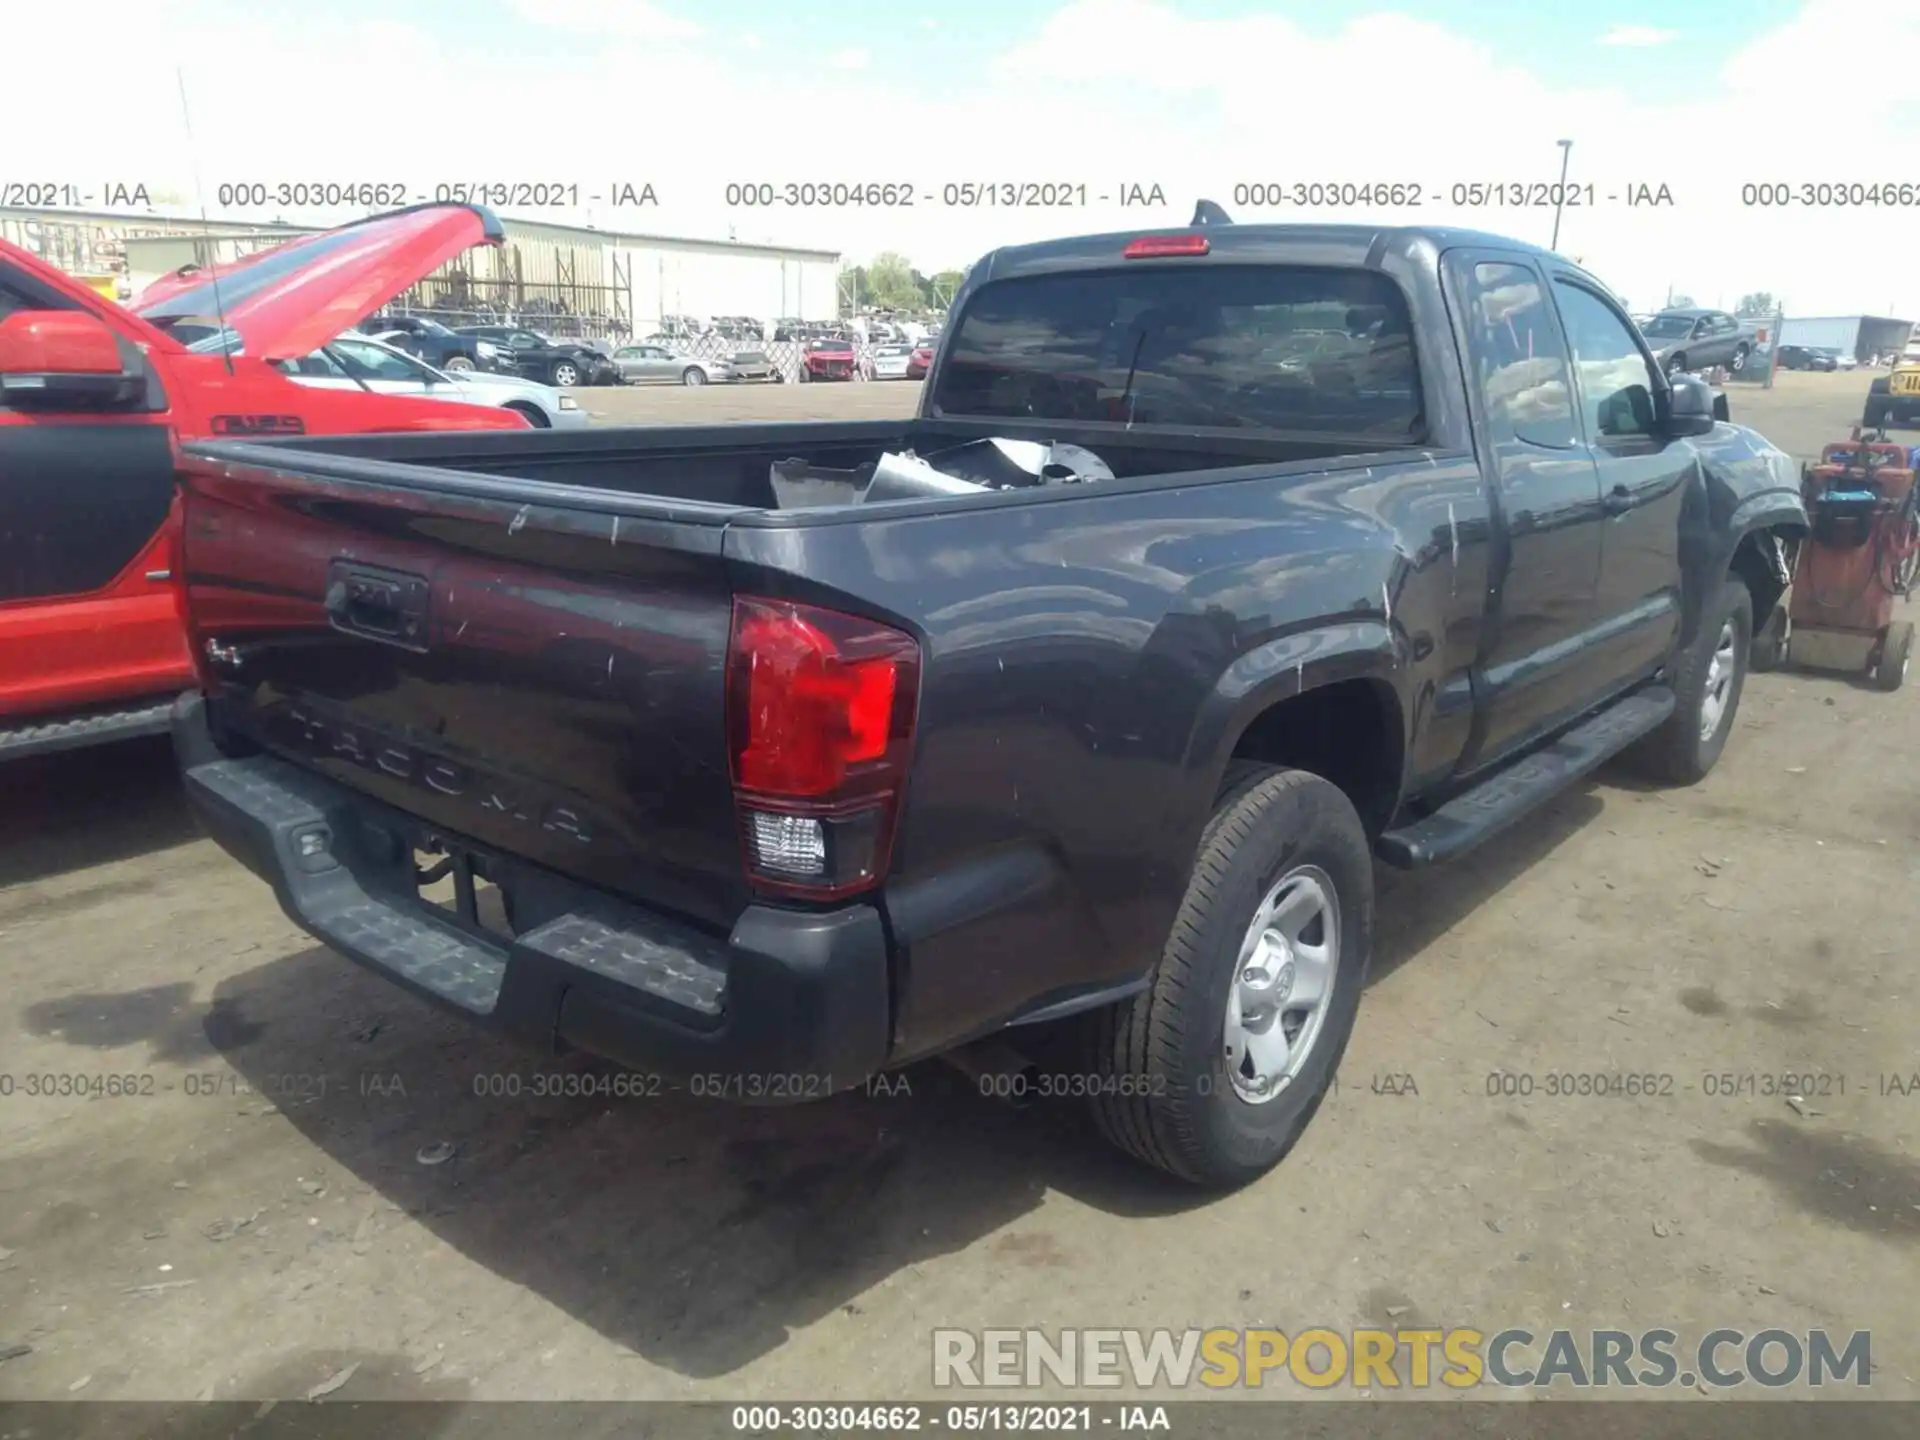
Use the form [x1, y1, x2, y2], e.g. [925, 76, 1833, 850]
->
[9, 0, 1919, 317]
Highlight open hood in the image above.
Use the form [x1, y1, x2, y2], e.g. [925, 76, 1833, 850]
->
[133, 204, 504, 363]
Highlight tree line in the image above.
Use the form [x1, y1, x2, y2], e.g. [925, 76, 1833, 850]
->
[839, 252, 968, 314]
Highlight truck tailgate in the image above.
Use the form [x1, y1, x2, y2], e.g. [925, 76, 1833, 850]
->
[178, 443, 750, 931]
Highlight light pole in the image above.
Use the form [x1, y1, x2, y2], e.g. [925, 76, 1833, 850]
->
[1550, 139, 1573, 251]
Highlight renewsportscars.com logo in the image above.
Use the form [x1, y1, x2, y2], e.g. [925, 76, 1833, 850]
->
[932, 1327, 1872, 1391]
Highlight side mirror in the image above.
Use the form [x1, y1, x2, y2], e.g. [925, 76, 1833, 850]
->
[0, 310, 144, 409]
[1664, 374, 1721, 437]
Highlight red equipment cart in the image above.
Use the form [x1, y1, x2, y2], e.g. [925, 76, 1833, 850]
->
[1775, 428, 1920, 690]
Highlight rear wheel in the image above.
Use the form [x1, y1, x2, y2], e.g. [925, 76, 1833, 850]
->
[444, 354, 475, 373]
[1631, 579, 1752, 784]
[1083, 763, 1372, 1187]
[1875, 621, 1913, 691]
[1731, 344, 1750, 372]
[550, 361, 581, 388]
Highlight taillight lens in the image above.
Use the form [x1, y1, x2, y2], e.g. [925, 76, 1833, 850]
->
[726, 596, 920, 900]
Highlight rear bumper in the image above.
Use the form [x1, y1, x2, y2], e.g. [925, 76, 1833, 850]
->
[172, 693, 892, 1097]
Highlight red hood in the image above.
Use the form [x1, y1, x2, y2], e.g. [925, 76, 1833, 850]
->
[132, 204, 504, 362]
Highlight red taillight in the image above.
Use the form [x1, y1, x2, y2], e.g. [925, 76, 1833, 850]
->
[1123, 234, 1210, 259]
[726, 596, 920, 900]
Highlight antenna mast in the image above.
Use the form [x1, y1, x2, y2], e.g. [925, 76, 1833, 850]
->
[175, 67, 233, 374]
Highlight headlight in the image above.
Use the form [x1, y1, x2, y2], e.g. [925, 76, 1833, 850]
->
[476, 340, 500, 358]
[558, 395, 579, 410]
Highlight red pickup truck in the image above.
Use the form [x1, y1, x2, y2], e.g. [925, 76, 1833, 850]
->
[0, 204, 531, 761]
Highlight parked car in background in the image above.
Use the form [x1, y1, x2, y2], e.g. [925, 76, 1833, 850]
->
[610, 342, 771, 386]
[1637, 308, 1754, 376]
[278, 333, 586, 427]
[1818, 347, 1858, 371]
[869, 342, 915, 379]
[366, 314, 504, 373]
[906, 341, 935, 379]
[803, 337, 858, 380]
[1773, 344, 1831, 372]
[452, 325, 618, 387]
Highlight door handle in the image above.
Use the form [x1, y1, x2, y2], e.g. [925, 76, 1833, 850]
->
[324, 560, 430, 650]
[1603, 484, 1634, 515]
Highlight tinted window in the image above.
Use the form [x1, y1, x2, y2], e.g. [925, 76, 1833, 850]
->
[1464, 262, 1575, 448]
[931, 264, 1421, 436]
[1553, 282, 1658, 439]
[1640, 315, 1692, 339]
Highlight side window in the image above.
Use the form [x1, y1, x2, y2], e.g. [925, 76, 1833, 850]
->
[0, 282, 34, 323]
[1553, 281, 1659, 440]
[1465, 261, 1576, 448]
[281, 350, 350, 379]
[331, 339, 427, 381]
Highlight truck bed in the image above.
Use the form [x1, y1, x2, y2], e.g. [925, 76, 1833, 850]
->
[253, 419, 1404, 511]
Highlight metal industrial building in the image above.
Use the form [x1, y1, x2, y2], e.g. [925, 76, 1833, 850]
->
[1777, 314, 1914, 362]
[1, 206, 841, 338]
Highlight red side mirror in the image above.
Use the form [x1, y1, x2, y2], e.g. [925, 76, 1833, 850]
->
[0, 310, 142, 408]
[0, 310, 123, 373]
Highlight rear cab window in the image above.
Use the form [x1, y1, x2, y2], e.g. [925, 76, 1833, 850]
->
[929, 264, 1424, 438]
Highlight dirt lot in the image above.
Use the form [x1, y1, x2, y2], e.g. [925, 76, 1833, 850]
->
[1, 368, 1916, 1405]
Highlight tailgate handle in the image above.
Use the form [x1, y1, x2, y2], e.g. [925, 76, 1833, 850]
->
[324, 561, 430, 650]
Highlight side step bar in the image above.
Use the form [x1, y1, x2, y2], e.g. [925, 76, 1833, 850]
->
[0, 696, 177, 762]
[1376, 686, 1675, 868]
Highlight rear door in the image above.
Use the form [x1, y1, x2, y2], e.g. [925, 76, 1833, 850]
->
[0, 258, 187, 721]
[1443, 250, 1608, 766]
[1550, 275, 1689, 687]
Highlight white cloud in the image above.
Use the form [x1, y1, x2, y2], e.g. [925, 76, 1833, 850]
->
[1600, 25, 1678, 46]
[742, 31, 762, 48]
[8, 0, 1920, 319]
[921, 16, 939, 28]
[829, 46, 872, 71]
[506, 0, 699, 40]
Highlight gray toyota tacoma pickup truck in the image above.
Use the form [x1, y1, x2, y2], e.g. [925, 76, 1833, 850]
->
[167, 203, 1807, 1186]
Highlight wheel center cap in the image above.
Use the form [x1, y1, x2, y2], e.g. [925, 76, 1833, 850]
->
[1272, 956, 1295, 1003]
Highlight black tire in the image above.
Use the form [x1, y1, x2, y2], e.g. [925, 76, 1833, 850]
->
[1667, 352, 1688, 378]
[1875, 621, 1913, 691]
[504, 402, 549, 428]
[1866, 398, 1891, 429]
[1631, 579, 1753, 785]
[1084, 763, 1373, 1187]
